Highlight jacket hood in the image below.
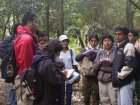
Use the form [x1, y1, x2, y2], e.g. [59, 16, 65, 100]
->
[32, 51, 50, 66]
[17, 25, 33, 35]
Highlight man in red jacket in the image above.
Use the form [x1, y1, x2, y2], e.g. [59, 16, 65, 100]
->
[14, 12, 38, 105]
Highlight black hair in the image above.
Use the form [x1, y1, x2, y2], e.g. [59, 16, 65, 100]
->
[12, 23, 20, 35]
[101, 33, 114, 44]
[129, 29, 139, 38]
[114, 26, 129, 36]
[22, 12, 37, 26]
[40, 32, 48, 37]
[38, 32, 48, 42]
[44, 39, 63, 58]
[88, 34, 99, 41]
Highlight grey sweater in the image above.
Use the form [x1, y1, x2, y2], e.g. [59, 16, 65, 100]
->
[94, 48, 115, 83]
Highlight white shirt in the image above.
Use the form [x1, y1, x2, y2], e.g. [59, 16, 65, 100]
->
[59, 48, 78, 69]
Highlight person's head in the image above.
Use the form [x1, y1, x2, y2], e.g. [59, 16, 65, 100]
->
[88, 34, 99, 48]
[39, 32, 48, 40]
[22, 12, 38, 33]
[44, 39, 63, 59]
[128, 29, 138, 43]
[59, 35, 69, 49]
[38, 32, 49, 50]
[114, 26, 129, 43]
[102, 34, 114, 50]
[12, 23, 21, 35]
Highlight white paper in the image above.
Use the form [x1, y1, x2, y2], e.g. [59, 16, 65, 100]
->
[66, 69, 75, 78]
[66, 71, 80, 84]
[82, 49, 97, 55]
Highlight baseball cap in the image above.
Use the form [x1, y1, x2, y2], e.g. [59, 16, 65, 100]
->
[59, 35, 68, 41]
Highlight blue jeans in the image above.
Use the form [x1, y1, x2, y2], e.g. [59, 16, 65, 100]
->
[7, 84, 17, 105]
[118, 80, 135, 105]
[66, 84, 73, 105]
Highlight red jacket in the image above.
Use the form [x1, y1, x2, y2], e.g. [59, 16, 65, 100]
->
[14, 25, 37, 75]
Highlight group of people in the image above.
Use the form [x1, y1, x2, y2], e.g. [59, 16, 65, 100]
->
[1, 11, 140, 105]
[76, 27, 140, 105]
[5, 11, 79, 105]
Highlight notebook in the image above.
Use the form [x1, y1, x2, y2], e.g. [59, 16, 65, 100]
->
[66, 69, 75, 78]
[66, 71, 80, 84]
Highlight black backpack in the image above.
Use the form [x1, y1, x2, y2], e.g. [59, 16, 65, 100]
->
[134, 48, 140, 81]
[0, 33, 29, 83]
[0, 36, 18, 83]
[21, 57, 47, 101]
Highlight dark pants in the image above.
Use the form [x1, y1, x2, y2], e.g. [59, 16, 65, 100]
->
[60, 84, 65, 105]
[136, 80, 140, 105]
[66, 84, 73, 105]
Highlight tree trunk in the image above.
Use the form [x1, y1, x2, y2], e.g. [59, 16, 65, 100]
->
[2, 15, 11, 40]
[59, 0, 64, 35]
[78, 36, 85, 48]
[45, 0, 50, 39]
[126, 0, 135, 28]
[57, 29, 60, 38]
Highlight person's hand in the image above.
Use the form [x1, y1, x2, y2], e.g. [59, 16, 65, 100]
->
[116, 76, 122, 82]
[98, 60, 103, 65]
[90, 52, 97, 56]
[102, 59, 112, 66]
[61, 70, 68, 77]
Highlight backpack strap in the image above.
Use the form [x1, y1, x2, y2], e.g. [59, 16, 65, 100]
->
[97, 49, 104, 60]
[70, 48, 73, 65]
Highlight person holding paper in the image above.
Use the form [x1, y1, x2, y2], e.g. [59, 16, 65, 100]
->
[33, 39, 67, 105]
[59, 35, 78, 105]
[94, 34, 117, 105]
[76, 34, 100, 105]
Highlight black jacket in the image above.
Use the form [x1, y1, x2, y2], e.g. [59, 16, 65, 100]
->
[112, 40, 136, 87]
[33, 51, 66, 105]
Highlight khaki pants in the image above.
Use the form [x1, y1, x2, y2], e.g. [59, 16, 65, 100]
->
[14, 75, 33, 105]
[99, 81, 117, 105]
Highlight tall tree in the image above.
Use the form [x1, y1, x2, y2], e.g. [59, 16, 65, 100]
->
[126, 0, 135, 28]
[45, 0, 50, 39]
[59, 0, 64, 35]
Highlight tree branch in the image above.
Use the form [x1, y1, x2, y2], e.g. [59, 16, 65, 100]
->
[129, 0, 140, 10]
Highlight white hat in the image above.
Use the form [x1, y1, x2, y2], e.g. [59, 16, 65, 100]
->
[59, 35, 68, 41]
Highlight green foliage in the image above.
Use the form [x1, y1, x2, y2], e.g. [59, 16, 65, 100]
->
[1, 0, 140, 47]
[69, 37, 80, 55]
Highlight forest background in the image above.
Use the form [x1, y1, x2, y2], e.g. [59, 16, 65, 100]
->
[0, 0, 140, 53]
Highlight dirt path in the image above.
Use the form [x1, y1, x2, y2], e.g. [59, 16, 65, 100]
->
[0, 77, 7, 105]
